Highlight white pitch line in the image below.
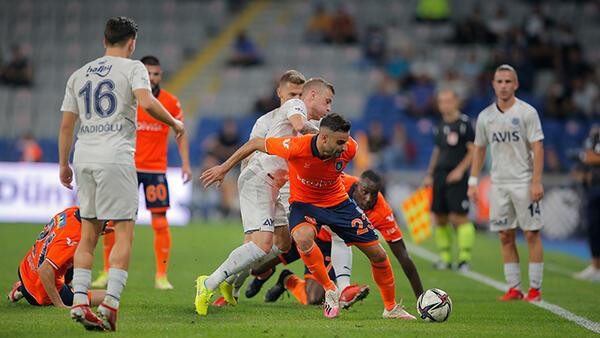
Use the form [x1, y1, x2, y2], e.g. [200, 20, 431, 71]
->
[406, 243, 600, 335]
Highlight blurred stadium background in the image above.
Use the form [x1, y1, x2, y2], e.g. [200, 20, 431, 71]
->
[0, 0, 598, 253]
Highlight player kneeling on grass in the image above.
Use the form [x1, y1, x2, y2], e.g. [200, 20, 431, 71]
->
[8, 207, 109, 308]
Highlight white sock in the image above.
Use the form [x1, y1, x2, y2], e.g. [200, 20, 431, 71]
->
[73, 268, 91, 306]
[233, 269, 251, 297]
[249, 244, 281, 271]
[331, 234, 352, 291]
[205, 242, 266, 290]
[504, 263, 521, 290]
[105, 268, 128, 308]
[529, 262, 543, 290]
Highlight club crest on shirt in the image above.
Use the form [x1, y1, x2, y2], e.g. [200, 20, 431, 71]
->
[446, 131, 458, 146]
[335, 160, 343, 172]
[511, 117, 520, 126]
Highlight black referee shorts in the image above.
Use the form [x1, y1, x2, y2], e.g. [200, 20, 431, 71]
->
[431, 170, 470, 215]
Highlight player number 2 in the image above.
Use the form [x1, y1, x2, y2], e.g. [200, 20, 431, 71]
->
[78, 80, 118, 119]
[528, 202, 541, 217]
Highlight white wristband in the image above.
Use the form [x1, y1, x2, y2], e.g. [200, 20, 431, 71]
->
[468, 176, 478, 187]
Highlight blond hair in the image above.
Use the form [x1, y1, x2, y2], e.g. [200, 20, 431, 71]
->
[279, 70, 306, 86]
[303, 77, 335, 95]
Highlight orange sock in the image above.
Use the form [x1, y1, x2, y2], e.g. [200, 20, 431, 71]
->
[102, 231, 115, 273]
[371, 257, 397, 311]
[298, 242, 336, 291]
[152, 214, 171, 278]
[285, 275, 308, 305]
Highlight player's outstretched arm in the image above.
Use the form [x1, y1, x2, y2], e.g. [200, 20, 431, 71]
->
[200, 138, 267, 188]
[58, 112, 78, 190]
[134, 89, 185, 139]
[38, 261, 69, 308]
[387, 239, 424, 298]
[467, 145, 486, 203]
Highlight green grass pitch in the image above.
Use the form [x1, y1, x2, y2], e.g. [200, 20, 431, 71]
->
[1, 221, 599, 337]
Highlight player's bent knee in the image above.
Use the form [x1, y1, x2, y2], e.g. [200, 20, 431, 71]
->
[364, 245, 388, 264]
[292, 223, 316, 251]
[499, 232, 516, 246]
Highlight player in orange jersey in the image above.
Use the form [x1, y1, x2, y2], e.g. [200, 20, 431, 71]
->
[201, 113, 416, 319]
[249, 170, 423, 306]
[92, 55, 191, 290]
[8, 207, 109, 308]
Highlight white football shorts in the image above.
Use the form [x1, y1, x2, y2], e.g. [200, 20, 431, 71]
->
[74, 162, 139, 221]
[489, 183, 543, 232]
[238, 167, 287, 233]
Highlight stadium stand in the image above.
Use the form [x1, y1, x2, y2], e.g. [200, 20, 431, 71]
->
[0, 0, 598, 171]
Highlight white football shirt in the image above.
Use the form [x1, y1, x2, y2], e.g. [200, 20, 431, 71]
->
[474, 98, 544, 185]
[246, 98, 308, 184]
[61, 56, 151, 165]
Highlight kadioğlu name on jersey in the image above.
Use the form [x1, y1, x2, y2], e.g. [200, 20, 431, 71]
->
[79, 122, 122, 134]
[491, 130, 520, 143]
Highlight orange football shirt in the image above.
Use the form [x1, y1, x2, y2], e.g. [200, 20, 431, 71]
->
[265, 134, 357, 208]
[18, 207, 82, 305]
[342, 174, 403, 242]
[135, 89, 183, 173]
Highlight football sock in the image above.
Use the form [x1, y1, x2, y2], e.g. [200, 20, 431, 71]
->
[205, 242, 266, 290]
[249, 244, 283, 272]
[457, 222, 475, 263]
[331, 233, 352, 291]
[102, 232, 115, 272]
[435, 224, 453, 264]
[232, 269, 251, 297]
[73, 268, 92, 306]
[152, 215, 171, 278]
[285, 274, 308, 305]
[105, 268, 128, 308]
[529, 262, 543, 290]
[371, 257, 396, 311]
[504, 263, 521, 290]
[299, 242, 336, 291]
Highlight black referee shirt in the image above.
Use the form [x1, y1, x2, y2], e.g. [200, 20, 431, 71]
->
[433, 114, 475, 172]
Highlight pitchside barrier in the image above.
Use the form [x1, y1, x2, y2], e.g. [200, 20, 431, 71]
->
[383, 172, 584, 242]
[0, 162, 192, 225]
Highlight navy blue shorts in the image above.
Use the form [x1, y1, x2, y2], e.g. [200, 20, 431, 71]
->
[289, 199, 379, 246]
[137, 172, 170, 212]
[280, 238, 336, 282]
[18, 269, 75, 306]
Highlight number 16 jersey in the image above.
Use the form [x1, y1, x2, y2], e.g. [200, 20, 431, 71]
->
[60, 56, 152, 165]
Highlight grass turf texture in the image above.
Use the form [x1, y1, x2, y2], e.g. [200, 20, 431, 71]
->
[1, 221, 598, 337]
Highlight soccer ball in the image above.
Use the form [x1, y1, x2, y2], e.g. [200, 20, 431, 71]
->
[416, 288, 452, 322]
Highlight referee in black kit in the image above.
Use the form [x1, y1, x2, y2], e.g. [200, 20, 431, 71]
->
[424, 89, 476, 271]
[573, 125, 600, 282]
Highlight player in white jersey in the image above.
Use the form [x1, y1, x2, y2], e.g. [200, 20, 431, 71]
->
[194, 76, 334, 316]
[211, 71, 306, 304]
[58, 17, 184, 331]
[468, 64, 545, 302]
